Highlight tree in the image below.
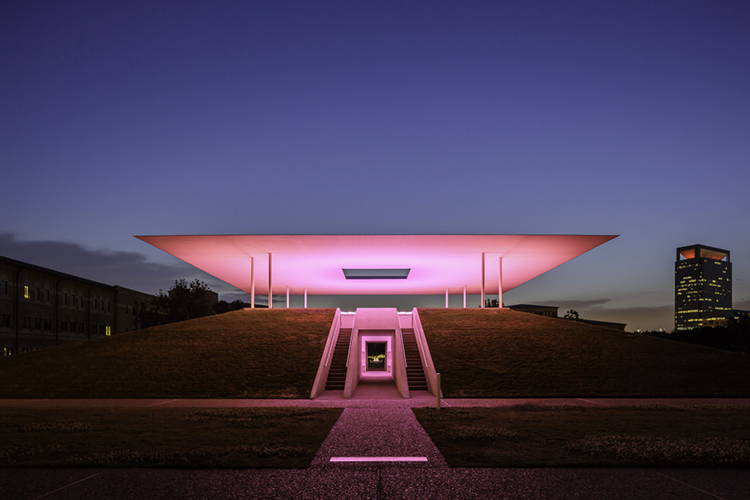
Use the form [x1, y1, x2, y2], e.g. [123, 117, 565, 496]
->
[564, 309, 580, 321]
[213, 299, 249, 315]
[140, 279, 216, 327]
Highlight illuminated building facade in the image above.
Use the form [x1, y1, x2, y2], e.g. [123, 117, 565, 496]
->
[675, 244, 732, 331]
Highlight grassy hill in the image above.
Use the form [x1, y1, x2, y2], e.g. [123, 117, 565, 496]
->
[0, 309, 335, 398]
[419, 308, 750, 397]
[3, 308, 748, 399]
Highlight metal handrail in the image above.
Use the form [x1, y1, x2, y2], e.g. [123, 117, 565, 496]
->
[413, 308, 429, 369]
[400, 324, 407, 368]
[324, 308, 341, 367]
[345, 313, 355, 368]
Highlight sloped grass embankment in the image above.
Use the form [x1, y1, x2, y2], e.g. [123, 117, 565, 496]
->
[419, 308, 750, 397]
[0, 309, 335, 398]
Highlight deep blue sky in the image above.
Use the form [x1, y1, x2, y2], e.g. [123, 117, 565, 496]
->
[2, 1, 749, 330]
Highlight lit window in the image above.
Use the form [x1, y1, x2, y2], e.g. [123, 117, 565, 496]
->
[105, 326, 111, 336]
[24, 286, 30, 299]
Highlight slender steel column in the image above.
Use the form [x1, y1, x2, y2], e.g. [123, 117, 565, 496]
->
[480, 252, 486, 308]
[445, 288, 449, 308]
[498, 256, 503, 307]
[463, 285, 466, 308]
[304, 288, 307, 308]
[286, 285, 290, 308]
[250, 256, 255, 308]
[268, 253, 272, 309]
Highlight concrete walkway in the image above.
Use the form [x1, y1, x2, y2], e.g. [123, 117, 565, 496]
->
[3, 464, 749, 499]
[2, 396, 749, 408]
[311, 408, 448, 468]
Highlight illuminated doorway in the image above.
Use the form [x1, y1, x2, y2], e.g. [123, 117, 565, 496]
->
[366, 342, 387, 371]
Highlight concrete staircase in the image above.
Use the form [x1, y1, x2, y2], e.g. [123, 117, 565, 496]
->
[401, 329, 428, 391]
[324, 328, 352, 391]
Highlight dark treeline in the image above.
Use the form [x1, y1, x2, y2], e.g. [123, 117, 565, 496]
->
[641, 319, 750, 354]
[140, 279, 250, 328]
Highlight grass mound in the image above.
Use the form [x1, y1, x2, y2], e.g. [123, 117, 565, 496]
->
[419, 308, 750, 397]
[414, 405, 750, 467]
[0, 407, 342, 468]
[0, 309, 335, 398]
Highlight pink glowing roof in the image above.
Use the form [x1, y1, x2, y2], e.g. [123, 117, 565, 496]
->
[136, 234, 617, 295]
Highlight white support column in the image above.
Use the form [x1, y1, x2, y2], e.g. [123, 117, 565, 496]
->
[463, 285, 467, 308]
[445, 288, 449, 308]
[286, 285, 290, 308]
[250, 256, 255, 309]
[481, 252, 486, 308]
[268, 252, 272, 309]
[304, 288, 307, 309]
[498, 256, 503, 308]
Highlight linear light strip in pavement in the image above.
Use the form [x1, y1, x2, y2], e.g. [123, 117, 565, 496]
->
[330, 457, 428, 462]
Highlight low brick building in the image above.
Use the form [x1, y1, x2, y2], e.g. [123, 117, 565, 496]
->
[0, 256, 153, 356]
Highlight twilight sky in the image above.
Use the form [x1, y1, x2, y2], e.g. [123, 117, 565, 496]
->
[2, 1, 749, 331]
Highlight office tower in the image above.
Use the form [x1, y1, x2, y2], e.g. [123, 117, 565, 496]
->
[675, 244, 732, 330]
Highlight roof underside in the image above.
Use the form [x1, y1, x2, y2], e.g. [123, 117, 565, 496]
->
[136, 234, 617, 295]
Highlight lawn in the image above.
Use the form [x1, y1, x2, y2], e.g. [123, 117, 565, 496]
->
[0, 407, 342, 468]
[414, 405, 750, 467]
[0, 309, 335, 398]
[419, 308, 750, 397]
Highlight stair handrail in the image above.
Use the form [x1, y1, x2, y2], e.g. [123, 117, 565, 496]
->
[345, 312, 356, 368]
[412, 309, 429, 369]
[412, 307, 441, 397]
[401, 324, 408, 368]
[325, 309, 343, 367]
[310, 308, 342, 399]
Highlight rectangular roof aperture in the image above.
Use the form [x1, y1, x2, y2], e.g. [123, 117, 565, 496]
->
[343, 268, 411, 280]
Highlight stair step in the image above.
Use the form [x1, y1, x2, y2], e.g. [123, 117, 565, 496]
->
[325, 329, 354, 389]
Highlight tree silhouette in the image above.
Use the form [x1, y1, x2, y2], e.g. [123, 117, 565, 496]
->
[140, 279, 216, 327]
[564, 309, 580, 321]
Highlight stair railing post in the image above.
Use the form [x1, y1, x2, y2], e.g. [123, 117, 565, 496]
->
[437, 373, 441, 410]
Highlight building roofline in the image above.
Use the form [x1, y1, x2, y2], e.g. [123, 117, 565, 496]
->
[0, 254, 116, 290]
[676, 243, 730, 254]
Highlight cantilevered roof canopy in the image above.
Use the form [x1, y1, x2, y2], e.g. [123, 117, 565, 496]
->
[136, 234, 616, 296]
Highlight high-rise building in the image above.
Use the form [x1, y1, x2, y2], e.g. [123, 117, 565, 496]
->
[675, 244, 732, 331]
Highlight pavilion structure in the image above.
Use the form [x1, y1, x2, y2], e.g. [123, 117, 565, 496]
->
[136, 234, 616, 308]
[137, 234, 616, 399]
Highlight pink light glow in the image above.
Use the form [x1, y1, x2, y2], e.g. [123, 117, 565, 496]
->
[329, 457, 428, 462]
[136, 234, 617, 295]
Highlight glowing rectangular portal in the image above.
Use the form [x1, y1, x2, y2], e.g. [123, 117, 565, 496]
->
[343, 268, 411, 279]
[330, 456, 428, 462]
